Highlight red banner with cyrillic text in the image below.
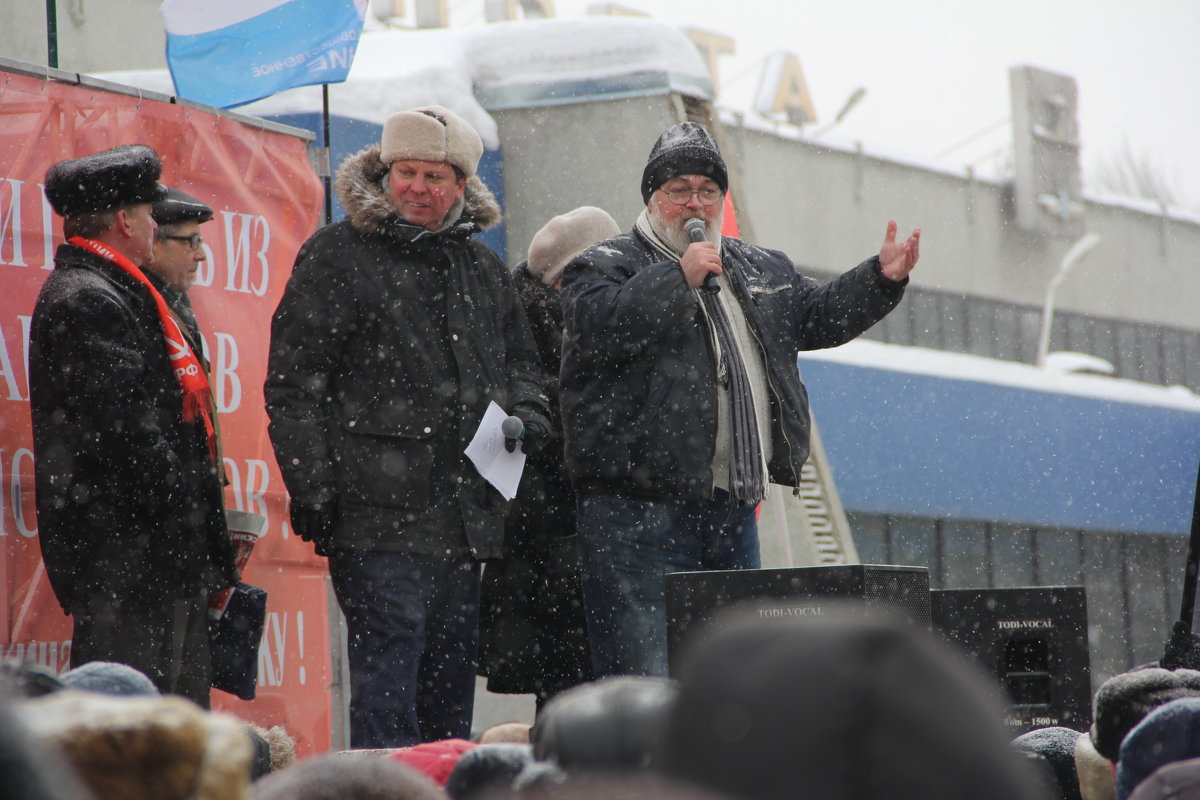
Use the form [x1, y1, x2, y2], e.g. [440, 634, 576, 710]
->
[0, 67, 333, 755]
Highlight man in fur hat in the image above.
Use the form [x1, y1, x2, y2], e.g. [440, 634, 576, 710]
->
[265, 106, 550, 747]
[559, 121, 921, 678]
[30, 145, 238, 706]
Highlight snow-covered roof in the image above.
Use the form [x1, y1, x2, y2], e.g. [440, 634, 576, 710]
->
[95, 15, 1200, 226]
[799, 338, 1200, 413]
[99, 16, 711, 150]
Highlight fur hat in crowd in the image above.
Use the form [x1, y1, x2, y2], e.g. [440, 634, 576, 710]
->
[153, 186, 214, 226]
[527, 206, 621, 286]
[380, 105, 483, 178]
[0, 691, 94, 800]
[45, 144, 167, 218]
[532, 676, 678, 772]
[59, 661, 160, 698]
[656, 610, 1043, 800]
[246, 723, 295, 778]
[640, 122, 728, 204]
[1012, 726, 1085, 800]
[1117, 697, 1200, 800]
[1091, 667, 1200, 761]
[15, 690, 253, 800]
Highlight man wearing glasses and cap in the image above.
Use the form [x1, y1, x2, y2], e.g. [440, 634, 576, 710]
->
[29, 146, 237, 706]
[146, 186, 213, 345]
[144, 186, 230, 483]
[558, 122, 921, 679]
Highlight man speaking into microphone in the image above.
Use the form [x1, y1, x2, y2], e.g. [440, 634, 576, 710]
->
[558, 121, 921, 678]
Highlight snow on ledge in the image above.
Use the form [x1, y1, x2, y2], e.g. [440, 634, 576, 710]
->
[797, 339, 1200, 413]
[96, 17, 709, 150]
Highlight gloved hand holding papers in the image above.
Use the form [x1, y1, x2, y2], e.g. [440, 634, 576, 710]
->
[464, 400, 527, 500]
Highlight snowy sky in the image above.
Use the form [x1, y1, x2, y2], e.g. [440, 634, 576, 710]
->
[444, 0, 1200, 212]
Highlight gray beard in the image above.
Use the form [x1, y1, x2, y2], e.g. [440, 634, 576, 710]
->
[647, 204, 724, 256]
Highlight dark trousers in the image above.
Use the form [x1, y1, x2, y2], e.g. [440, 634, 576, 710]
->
[70, 593, 212, 708]
[328, 549, 481, 748]
[576, 489, 760, 678]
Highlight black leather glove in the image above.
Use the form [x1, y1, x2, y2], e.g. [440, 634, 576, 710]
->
[289, 496, 338, 555]
[514, 415, 552, 456]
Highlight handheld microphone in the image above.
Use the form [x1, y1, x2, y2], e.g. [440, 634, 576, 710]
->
[685, 218, 719, 293]
[501, 415, 525, 453]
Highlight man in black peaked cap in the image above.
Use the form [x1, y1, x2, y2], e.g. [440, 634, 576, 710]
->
[559, 122, 921, 678]
[144, 186, 230, 476]
[147, 186, 214, 338]
[29, 145, 238, 706]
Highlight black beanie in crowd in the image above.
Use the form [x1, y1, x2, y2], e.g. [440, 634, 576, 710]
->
[640, 122, 728, 204]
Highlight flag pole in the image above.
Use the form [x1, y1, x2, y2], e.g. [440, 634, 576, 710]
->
[322, 83, 333, 226]
[46, 0, 59, 68]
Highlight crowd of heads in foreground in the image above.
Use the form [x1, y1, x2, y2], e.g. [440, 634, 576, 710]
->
[9, 607, 1200, 800]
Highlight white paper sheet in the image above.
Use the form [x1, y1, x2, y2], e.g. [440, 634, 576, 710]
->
[464, 400, 527, 501]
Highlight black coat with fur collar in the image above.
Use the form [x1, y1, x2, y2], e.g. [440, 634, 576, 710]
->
[265, 146, 549, 558]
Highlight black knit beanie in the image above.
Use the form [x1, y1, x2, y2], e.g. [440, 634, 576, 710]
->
[640, 122, 728, 204]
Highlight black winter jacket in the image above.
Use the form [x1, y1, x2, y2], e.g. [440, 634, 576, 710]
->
[559, 230, 905, 500]
[29, 243, 238, 611]
[479, 264, 592, 697]
[264, 147, 549, 559]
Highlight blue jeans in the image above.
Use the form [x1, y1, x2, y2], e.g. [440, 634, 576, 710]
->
[327, 549, 480, 748]
[576, 490, 760, 677]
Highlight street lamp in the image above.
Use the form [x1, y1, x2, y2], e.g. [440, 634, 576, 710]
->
[1035, 232, 1102, 367]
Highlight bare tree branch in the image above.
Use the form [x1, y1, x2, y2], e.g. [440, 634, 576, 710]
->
[1088, 139, 1192, 210]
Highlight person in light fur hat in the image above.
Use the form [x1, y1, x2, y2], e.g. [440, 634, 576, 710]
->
[14, 690, 253, 800]
[266, 105, 551, 749]
[479, 207, 620, 710]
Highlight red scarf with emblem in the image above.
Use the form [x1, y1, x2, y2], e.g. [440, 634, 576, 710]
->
[69, 236, 216, 458]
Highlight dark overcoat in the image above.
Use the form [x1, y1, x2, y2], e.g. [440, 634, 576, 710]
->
[479, 264, 592, 699]
[29, 243, 238, 611]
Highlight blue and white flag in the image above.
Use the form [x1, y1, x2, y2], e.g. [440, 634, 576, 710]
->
[160, 0, 367, 109]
